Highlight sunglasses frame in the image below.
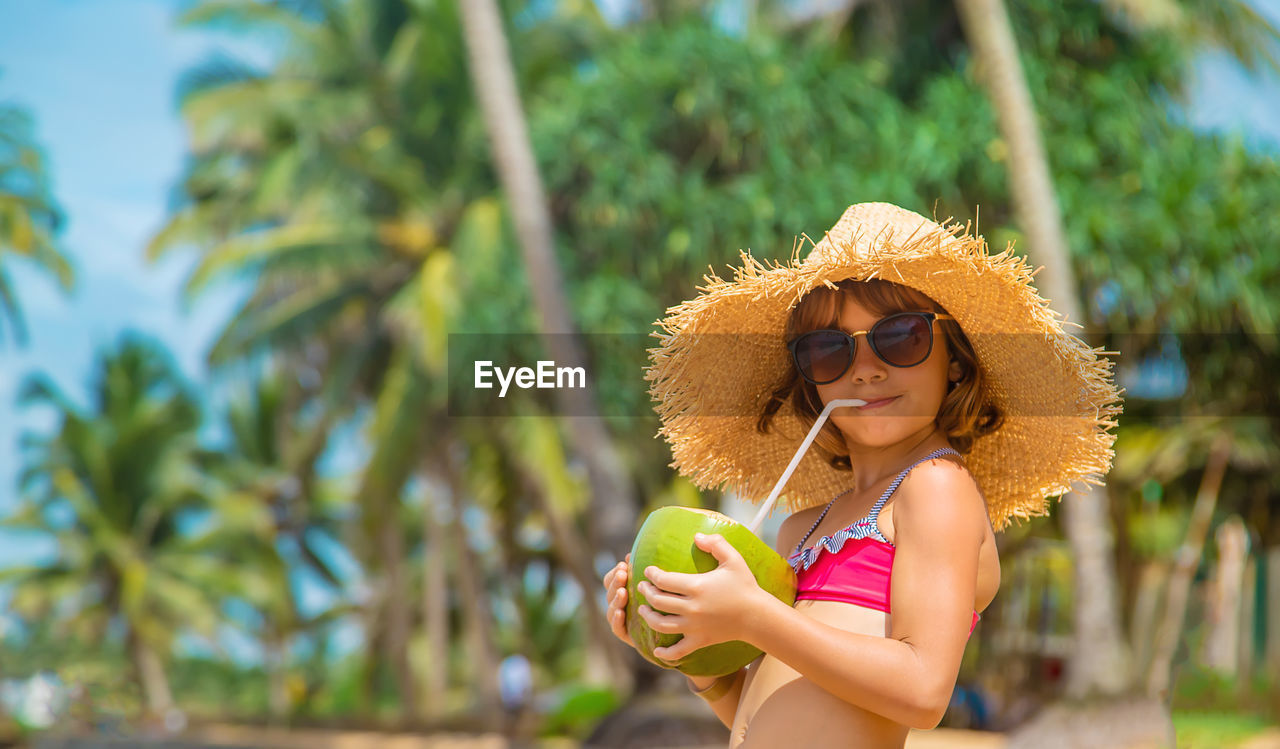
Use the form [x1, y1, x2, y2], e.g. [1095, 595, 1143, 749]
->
[787, 311, 954, 385]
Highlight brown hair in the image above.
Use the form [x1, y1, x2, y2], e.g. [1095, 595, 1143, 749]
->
[757, 279, 1003, 470]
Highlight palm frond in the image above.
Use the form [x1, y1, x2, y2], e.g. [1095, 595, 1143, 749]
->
[352, 348, 431, 534]
[174, 52, 266, 108]
[1181, 0, 1280, 73]
[24, 230, 74, 289]
[181, 77, 319, 154]
[178, 0, 322, 39]
[298, 529, 345, 589]
[184, 221, 368, 295]
[1102, 0, 1280, 73]
[0, 266, 28, 346]
[380, 249, 455, 374]
[16, 372, 81, 415]
[207, 275, 379, 364]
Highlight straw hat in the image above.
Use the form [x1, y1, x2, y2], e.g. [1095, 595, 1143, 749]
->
[645, 202, 1121, 531]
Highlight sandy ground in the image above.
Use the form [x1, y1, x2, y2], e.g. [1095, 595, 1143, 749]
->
[194, 726, 512, 748]
[185, 725, 1008, 749]
[905, 728, 1007, 748]
[42, 722, 1268, 749]
[1237, 728, 1280, 749]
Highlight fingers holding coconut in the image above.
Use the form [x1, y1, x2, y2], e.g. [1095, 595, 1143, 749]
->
[637, 603, 685, 635]
[627, 509, 796, 675]
[643, 533, 750, 595]
[641, 533, 764, 643]
[694, 532, 750, 571]
[635, 605, 691, 666]
[602, 560, 625, 594]
[602, 554, 632, 591]
[643, 563, 694, 595]
[604, 562, 636, 647]
[636, 579, 691, 615]
[652, 636, 701, 663]
[609, 596, 636, 647]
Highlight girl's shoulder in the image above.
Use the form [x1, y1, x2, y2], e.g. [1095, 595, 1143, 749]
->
[891, 455, 989, 541]
[908, 450, 975, 482]
[776, 503, 825, 555]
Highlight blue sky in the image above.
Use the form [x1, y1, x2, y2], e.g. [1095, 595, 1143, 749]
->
[0, 0, 1278, 658]
[0, 0, 267, 568]
[0, 0, 305, 661]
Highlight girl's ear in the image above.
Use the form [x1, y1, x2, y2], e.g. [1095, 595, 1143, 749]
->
[948, 359, 963, 382]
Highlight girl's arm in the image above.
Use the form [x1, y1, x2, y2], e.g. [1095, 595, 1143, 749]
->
[638, 460, 987, 730]
[604, 555, 750, 730]
[680, 512, 810, 729]
[685, 667, 748, 728]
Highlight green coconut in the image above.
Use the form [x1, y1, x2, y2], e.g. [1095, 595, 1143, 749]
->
[626, 506, 797, 677]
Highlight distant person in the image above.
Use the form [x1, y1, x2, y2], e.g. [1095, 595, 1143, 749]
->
[948, 681, 991, 729]
[498, 653, 532, 732]
[602, 203, 1120, 747]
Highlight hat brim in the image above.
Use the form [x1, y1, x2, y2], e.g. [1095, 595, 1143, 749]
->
[645, 203, 1121, 531]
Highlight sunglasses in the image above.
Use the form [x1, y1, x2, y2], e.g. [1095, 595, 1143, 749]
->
[787, 312, 953, 385]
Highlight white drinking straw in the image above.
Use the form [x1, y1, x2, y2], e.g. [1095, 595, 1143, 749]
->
[747, 398, 866, 534]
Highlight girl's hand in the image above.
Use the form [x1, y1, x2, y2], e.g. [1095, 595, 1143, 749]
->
[602, 554, 636, 648]
[637, 533, 769, 663]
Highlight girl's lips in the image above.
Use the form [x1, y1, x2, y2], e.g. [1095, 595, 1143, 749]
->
[857, 396, 899, 410]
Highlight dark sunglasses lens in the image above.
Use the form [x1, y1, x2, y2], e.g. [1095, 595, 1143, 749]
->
[795, 332, 852, 383]
[872, 314, 932, 366]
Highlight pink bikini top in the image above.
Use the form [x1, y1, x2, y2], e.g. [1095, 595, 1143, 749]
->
[787, 448, 981, 637]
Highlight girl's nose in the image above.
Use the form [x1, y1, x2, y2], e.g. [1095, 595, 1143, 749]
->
[848, 339, 887, 384]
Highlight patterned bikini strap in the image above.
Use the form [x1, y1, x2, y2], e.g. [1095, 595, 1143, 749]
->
[792, 447, 961, 557]
[867, 447, 962, 518]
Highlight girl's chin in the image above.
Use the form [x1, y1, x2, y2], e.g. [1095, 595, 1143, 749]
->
[831, 416, 935, 446]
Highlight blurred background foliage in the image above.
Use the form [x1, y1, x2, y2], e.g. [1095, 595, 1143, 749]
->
[1, 0, 1279, 744]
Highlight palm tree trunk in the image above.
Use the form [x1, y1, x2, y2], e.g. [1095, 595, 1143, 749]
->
[1145, 435, 1231, 696]
[1059, 485, 1135, 697]
[954, 0, 1136, 701]
[519, 463, 632, 688]
[1266, 548, 1280, 677]
[380, 510, 418, 721]
[423, 481, 450, 720]
[265, 631, 289, 723]
[1235, 548, 1257, 693]
[440, 445, 503, 722]
[1128, 560, 1168, 678]
[457, 0, 637, 565]
[127, 627, 175, 718]
[954, 0, 1078, 313]
[1201, 515, 1248, 676]
[360, 608, 387, 715]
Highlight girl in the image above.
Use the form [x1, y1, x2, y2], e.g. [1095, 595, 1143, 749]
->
[603, 202, 1120, 748]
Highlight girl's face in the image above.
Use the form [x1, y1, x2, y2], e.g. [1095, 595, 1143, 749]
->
[814, 297, 959, 451]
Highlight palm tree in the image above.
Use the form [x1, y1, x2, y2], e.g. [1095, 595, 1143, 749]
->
[155, 0, 460, 718]
[1, 334, 242, 717]
[215, 370, 355, 720]
[1098, 0, 1280, 73]
[0, 100, 73, 346]
[457, 0, 635, 686]
[164, 0, 637, 711]
[1109, 418, 1276, 696]
[460, 0, 640, 686]
[955, 0, 1146, 733]
[953, 0, 1277, 743]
